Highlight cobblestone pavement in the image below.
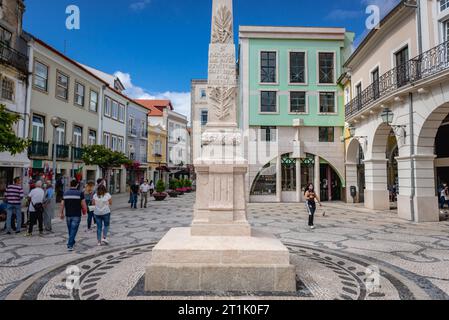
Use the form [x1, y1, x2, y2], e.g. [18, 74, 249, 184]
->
[1, 192, 449, 300]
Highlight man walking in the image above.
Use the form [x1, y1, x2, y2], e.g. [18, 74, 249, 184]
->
[60, 180, 87, 251]
[5, 177, 24, 235]
[43, 181, 55, 232]
[140, 180, 151, 208]
[26, 181, 45, 236]
[130, 181, 139, 209]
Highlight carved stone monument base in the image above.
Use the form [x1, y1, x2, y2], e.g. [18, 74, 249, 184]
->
[145, 228, 297, 292]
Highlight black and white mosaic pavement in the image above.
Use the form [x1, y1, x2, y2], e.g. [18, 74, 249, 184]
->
[1, 193, 449, 300]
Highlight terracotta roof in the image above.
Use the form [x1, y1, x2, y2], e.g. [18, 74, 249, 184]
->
[135, 99, 174, 116]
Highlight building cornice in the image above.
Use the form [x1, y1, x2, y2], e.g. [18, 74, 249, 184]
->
[239, 26, 347, 40]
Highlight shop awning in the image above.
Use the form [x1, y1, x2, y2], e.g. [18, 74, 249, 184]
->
[0, 152, 30, 168]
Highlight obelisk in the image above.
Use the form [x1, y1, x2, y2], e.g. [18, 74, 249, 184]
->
[145, 0, 296, 293]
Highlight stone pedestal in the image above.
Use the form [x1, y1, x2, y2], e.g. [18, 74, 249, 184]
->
[145, 228, 296, 292]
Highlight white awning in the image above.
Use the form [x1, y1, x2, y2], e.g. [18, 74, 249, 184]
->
[0, 152, 30, 168]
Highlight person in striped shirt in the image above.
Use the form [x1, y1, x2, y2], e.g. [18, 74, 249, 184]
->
[5, 177, 24, 235]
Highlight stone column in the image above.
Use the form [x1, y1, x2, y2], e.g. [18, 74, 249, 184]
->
[296, 159, 302, 202]
[276, 156, 282, 202]
[345, 163, 358, 203]
[314, 155, 320, 197]
[396, 154, 439, 222]
[363, 159, 389, 210]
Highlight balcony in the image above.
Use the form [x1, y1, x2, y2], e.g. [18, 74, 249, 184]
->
[0, 41, 28, 75]
[28, 141, 49, 158]
[128, 127, 137, 136]
[345, 40, 449, 119]
[52, 145, 70, 159]
[72, 147, 83, 161]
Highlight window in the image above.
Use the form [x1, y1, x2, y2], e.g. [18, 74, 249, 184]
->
[111, 100, 119, 120]
[33, 61, 48, 91]
[290, 91, 306, 113]
[250, 160, 277, 196]
[260, 91, 277, 113]
[73, 126, 83, 148]
[119, 104, 125, 122]
[32, 115, 45, 142]
[111, 135, 118, 151]
[201, 110, 208, 126]
[260, 126, 277, 142]
[178, 148, 183, 159]
[318, 52, 335, 84]
[56, 121, 66, 145]
[282, 156, 297, 192]
[141, 120, 147, 137]
[103, 133, 110, 148]
[356, 83, 362, 108]
[319, 127, 334, 142]
[372, 68, 380, 99]
[140, 144, 147, 162]
[1, 77, 14, 101]
[128, 116, 135, 135]
[0, 26, 12, 47]
[169, 122, 175, 142]
[260, 51, 277, 83]
[441, 0, 449, 12]
[104, 97, 112, 117]
[169, 147, 173, 163]
[319, 92, 336, 113]
[200, 89, 207, 99]
[395, 46, 409, 87]
[154, 140, 162, 155]
[88, 130, 96, 145]
[74, 82, 85, 106]
[117, 137, 124, 153]
[56, 71, 69, 100]
[89, 90, 98, 112]
[290, 52, 306, 84]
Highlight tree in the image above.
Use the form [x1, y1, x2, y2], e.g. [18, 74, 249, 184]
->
[0, 104, 30, 155]
[82, 145, 132, 188]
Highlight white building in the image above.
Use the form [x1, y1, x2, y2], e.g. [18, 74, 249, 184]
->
[190, 79, 208, 162]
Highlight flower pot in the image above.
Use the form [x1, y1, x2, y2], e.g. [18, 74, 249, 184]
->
[168, 191, 178, 198]
[153, 193, 168, 201]
[176, 188, 184, 195]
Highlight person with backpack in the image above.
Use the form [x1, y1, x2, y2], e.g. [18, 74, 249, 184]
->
[26, 180, 45, 236]
[60, 180, 87, 251]
[92, 185, 113, 246]
[304, 183, 322, 230]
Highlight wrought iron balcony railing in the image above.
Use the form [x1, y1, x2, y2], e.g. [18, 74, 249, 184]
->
[72, 147, 83, 161]
[29, 141, 49, 157]
[52, 144, 69, 159]
[345, 40, 449, 118]
[0, 41, 29, 75]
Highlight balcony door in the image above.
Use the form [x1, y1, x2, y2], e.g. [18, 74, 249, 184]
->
[32, 115, 45, 142]
[56, 122, 66, 145]
[371, 68, 380, 100]
[73, 126, 82, 148]
[395, 46, 409, 87]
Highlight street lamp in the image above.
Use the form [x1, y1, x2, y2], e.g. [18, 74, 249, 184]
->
[50, 117, 62, 188]
[381, 108, 407, 142]
[381, 108, 394, 125]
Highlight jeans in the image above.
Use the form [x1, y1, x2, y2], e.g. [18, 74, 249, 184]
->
[6, 204, 22, 233]
[95, 213, 111, 242]
[66, 216, 81, 249]
[141, 192, 148, 208]
[440, 196, 446, 209]
[28, 210, 43, 234]
[87, 211, 95, 229]
[130, 193, 138, 209]
[306, 201, 316, 226]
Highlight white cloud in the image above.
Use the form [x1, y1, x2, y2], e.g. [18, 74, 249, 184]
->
[114, 71, 191, 123]
[130, 0, 151, 11]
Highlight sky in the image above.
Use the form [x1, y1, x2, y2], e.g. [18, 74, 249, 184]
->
[23, 0, 400, 120]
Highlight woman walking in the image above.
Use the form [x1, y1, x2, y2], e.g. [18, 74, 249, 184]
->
[84, 181, 96, 232]
[92, 185, 112, 246]
[304, 183, 322, 230]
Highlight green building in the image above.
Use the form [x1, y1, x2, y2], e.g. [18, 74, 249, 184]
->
[239, 26, 354, 203]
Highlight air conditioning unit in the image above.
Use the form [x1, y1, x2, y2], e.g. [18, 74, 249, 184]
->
[293, 119, 304, 127]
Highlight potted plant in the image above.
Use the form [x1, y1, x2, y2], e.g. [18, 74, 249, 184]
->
[185, 179, 193, 193]
[167, 179, 178, 198]
[175, 179, 185, 195]
[153, 180, 168, 201]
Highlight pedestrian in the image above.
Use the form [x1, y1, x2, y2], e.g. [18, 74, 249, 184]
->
[5, 177, 24, 235]
[26, 181, 45, 237]
[59, 180, 87, 252]
[92, 184, 112, 246]
[304, 183, 322, 230]
[140, 180, 151, 208]
[445, 185, 449, 213]
[43, 181, 55, 232]
[130, 181, 139, 209]
[84, 181, 96, 232]
[149, 180, 155, 196]
[439, 183, 447, 214]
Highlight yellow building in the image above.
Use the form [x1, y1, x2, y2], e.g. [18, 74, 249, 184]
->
[148, 124, 168, 183]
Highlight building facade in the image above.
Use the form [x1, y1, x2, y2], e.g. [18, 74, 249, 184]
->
[190, 79, 208, 162]
[342, 0, 449, 222]
[0, 0, 30, 196]
[167, 109, 190, 179]
[239, 26, 354, 203]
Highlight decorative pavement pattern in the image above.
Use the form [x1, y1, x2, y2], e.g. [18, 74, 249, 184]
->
[1, 193, 449, 300]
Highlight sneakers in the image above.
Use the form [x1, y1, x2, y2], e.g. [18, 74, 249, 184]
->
[102, 238, 109, 245]
[97, 242, 102, 247]
[310, 226, 316, 230]
[6, 231, 11, 235]
[67, 247, 74, 252]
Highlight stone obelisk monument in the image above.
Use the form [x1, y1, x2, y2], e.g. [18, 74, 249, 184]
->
[145, 0, 296, 293]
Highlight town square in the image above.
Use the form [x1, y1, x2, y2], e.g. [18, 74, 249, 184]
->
[1, 0, 449, 306]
